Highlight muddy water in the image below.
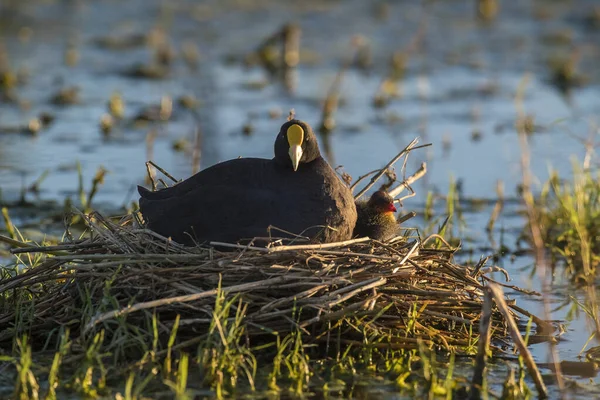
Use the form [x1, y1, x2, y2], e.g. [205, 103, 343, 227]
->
[1, 0, 599, 397]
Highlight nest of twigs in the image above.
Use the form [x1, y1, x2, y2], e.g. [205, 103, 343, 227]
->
[0, 209, 541, 361]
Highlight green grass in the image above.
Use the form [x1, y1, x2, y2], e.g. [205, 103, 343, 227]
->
[535, 159, 600, 281]
[0, 291, 483, 399]
[422, 177, 466, 248]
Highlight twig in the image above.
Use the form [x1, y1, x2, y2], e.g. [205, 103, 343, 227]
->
[388, 162, 428, 199]
[397, 211, 417, 225]
[268, 237, 370, 252]
[350, 169, 381, 191]
[488, 283, 548, 399]
[470, 286, 493, 399]
[209, 237, 372, 253]
[0, 234, 31, 249]
[85, 275, 300, 332]
[354, 139, 430, 200]
[146, 160, 179, 184]
[393, 240, 420, 273]
[145, 162, 157, 191]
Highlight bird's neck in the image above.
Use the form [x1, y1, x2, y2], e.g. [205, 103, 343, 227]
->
[381, 211, 397, 222]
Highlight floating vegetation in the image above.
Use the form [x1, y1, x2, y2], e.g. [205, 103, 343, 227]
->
[133, 95, 173, 122]
[50, 86, 80, 106]
[123, 63, 169, 80]
[93, 33, 150, 50]
[0, 69, 17, 90]
[181, 41, 200, 70]
[99, 113, 114, 136]
[476, 0, 499, 22]
[583, 6, 600, 30]
[0, 116, 50, 136]
[245, 23, 301, 91]
[108, 91, 125, 119]
[177, 94, 199, 110]
[38, 111, 55, 127]
[548, 50, 586, 94]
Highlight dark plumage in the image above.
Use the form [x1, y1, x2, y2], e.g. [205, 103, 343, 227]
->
[138, 119, 357, 245]
[354, 190, 399, 241]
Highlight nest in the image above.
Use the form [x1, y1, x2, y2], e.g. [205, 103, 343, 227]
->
[0, 140, 545, 371]
[0, 210, 541, 362]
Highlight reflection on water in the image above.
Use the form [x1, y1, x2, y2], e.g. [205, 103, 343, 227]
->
[1, 0, 599, 396]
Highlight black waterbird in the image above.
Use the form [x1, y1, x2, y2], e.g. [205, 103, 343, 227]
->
[138, 119, 357, 246]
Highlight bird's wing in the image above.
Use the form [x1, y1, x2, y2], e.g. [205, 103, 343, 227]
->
[139, 182, 304, 243]
[137, 158, 273, 200]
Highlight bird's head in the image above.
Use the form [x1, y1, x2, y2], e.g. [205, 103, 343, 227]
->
[367, 190, 397, 214]
[274, 119, 320, 171]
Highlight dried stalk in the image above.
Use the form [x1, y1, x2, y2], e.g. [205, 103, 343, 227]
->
[353, 139, 429, 200]
[489, 283, 548, 399]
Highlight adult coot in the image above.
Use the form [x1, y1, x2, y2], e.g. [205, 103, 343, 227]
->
[138, 119, 357, 245]
[354, 190, 399, 241]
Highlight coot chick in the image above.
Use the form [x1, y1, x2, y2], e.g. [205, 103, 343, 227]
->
[138, 119, 357, 245]
[354, 190, 399, 241]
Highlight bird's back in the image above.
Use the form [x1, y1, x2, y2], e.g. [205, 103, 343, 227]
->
[138, 157, 357, 245]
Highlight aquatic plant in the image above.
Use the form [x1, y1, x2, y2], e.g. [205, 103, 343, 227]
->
[535, 160, 600, 281]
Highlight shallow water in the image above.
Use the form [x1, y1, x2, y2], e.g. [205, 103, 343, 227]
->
[1, 0, 599, 397]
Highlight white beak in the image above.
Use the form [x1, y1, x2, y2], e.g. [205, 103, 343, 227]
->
[288, 144, 303, 171]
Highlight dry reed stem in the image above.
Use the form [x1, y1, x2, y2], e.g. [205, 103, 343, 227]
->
[0, 234, 33, 249]
[353, 139, 430, 200]
[85, 274, 300, 332]
[489, 283, 548, 399]
[388, 162, 428, 199]
[470, 286, 493, 399]
[146, 160, 179, 184]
